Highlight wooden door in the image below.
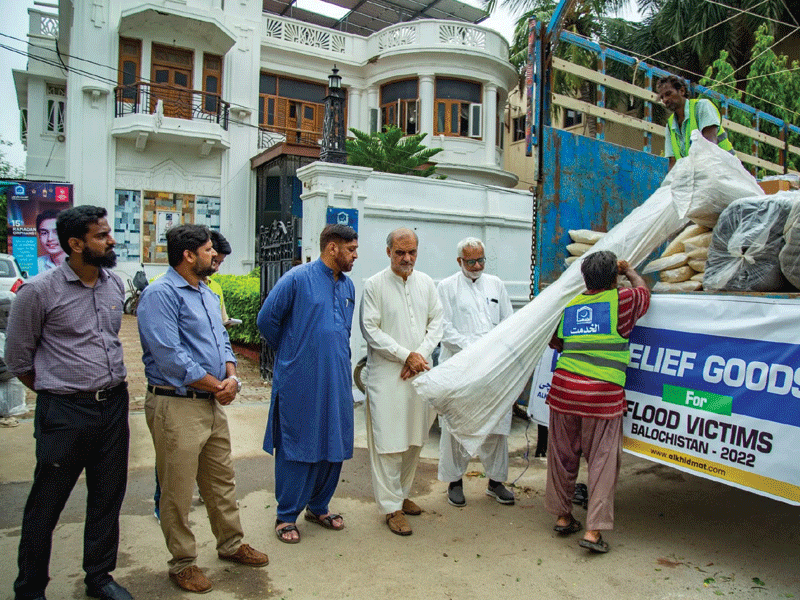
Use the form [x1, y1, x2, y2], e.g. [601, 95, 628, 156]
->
[151, 45, 193, 119]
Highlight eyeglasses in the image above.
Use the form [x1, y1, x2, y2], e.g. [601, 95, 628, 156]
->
[462, 257, 486, 266]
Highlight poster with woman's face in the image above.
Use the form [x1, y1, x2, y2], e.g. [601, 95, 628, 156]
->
[4, 182, 73, 276]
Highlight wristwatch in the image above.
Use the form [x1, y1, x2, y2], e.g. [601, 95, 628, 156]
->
[230, 376, 242, 393]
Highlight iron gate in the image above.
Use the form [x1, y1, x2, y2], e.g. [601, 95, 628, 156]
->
[259, 220, 295, 380]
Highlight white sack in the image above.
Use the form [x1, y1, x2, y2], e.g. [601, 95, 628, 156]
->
[642, 253, 688, 274]
[685, 246, 709, 260]
[660, 265, 694, 283]
[564, 256, 579, 267]
[670, 131, 764, 228]
[690, 272, 705, 282]
[661, 224, 709, 257]
[688, 259, 706, 272]
[653, 280, 703, 292]
[412, 174, 688, 455]
[566, 242, 593, 256]
[569, 229, 605, 245]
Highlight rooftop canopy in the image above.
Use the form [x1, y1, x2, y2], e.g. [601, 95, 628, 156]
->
[262, 0, 488, 37]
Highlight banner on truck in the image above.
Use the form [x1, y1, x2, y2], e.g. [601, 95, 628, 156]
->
[530, 293, 800, 505]
[2, 181, 73, 277]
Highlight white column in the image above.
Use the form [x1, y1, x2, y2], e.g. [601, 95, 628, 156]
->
[484, 83, 497, 165]
[366, 86, 378, 132]
[419, 74, 434, 138]
[348, 88, 362, 132]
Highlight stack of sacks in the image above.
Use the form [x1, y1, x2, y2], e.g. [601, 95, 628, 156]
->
[565, 229, 605, 267]
[642, 224, 710, 292]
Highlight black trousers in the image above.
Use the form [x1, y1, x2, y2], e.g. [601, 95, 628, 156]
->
[14, 385, 130, 600]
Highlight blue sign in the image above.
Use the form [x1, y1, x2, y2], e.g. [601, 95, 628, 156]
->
[326, 207, 358, 232]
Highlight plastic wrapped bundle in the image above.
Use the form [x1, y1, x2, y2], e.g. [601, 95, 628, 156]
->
[704, 195, 798, 291]
[777, 193, 800, 289]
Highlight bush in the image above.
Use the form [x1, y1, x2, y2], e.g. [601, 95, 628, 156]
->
[211, 273, 261, 346]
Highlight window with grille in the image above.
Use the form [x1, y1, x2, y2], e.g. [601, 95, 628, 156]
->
[46, 84, 66, 134]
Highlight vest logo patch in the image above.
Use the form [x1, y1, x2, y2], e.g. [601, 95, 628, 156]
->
[564, 302, 611, 336]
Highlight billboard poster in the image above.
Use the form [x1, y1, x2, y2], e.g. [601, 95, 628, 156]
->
[529, 293, 800, 506]
[3, 181, 73, 277]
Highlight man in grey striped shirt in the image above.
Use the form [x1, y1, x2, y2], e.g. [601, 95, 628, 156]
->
[6, 205, 133, 600]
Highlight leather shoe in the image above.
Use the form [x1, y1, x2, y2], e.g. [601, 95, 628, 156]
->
[219, 543, 269, 567]
[86, 580, 133, 600]
[170, 566, 212, 594]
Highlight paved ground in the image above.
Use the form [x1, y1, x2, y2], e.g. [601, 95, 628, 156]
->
[0, 315, 799, 599]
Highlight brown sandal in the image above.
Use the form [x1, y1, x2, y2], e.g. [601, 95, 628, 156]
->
[304, 510, 345, 530]
[386, 510, 412, 536]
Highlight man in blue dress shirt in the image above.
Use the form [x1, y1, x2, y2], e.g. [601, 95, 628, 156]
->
[138, 225, 268, 594]
[258, 224, 358, 544]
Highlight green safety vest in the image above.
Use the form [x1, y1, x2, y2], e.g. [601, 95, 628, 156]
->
[556, 289, 630, 387]
[668, 98, 734, 159]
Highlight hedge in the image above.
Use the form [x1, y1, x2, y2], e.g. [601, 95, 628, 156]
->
[211, 272, 262, 346]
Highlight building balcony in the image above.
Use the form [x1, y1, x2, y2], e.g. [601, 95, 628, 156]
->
[112, 83, 230, 154]
[258, 126, 322, 150]
[261, 15, 509, 64]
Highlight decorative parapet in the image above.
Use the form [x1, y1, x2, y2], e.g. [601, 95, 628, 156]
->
[376, 25, 417, 51]
[260, 16, 507, 61]
[30, 9, 58, 38]
[264, 17, 347, 53]
[438, 23, 485, 49]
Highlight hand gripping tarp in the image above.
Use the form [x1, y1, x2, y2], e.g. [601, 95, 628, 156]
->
[413, 135, 761, 455]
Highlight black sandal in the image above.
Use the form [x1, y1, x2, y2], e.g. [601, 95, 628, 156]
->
[275, 519, 301, 544]
[579, 535, 610, 553]
[553, 515, 582, 534]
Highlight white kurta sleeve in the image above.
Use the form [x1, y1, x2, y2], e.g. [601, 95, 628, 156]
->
[415, 278, 444, 359]
[360, 276, 412, 364]
[437, 278, 471, 355]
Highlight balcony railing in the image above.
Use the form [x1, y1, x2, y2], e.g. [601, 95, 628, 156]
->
[258, 126, 321, 150]
[114, 82, 230, 130]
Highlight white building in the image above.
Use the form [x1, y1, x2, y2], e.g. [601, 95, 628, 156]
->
[14, 0, 519, 276]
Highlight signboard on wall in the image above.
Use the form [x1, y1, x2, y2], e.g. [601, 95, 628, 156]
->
[326, 207, 358, 232]
[2, 181, 73, 277]
[529, 294, 800, 506]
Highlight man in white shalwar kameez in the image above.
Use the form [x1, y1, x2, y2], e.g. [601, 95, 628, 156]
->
[360, 228, 443, 536]
[436, 237, 516, 508]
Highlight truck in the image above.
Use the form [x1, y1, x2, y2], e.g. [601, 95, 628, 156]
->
[524, 4, 800, 506]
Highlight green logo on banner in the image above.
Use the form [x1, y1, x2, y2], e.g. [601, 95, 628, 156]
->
[662, 384, 733, 416]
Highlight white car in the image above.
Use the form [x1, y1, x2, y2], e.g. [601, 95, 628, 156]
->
[0, 253, 26, 294]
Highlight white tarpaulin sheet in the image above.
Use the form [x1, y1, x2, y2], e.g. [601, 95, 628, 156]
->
[413, 138, 762, 456]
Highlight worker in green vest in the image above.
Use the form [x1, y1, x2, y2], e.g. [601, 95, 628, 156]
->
[657, 75, 734, 170]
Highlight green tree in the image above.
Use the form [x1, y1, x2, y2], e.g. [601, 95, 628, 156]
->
[0, 138, 24, 253]
[700, 24, 800, 172]
[346, 126, 444, 177]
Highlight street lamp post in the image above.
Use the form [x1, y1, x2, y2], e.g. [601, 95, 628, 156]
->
[320, 65, 347, 164]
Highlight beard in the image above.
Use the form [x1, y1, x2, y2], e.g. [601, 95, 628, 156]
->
[461, 264, 482, 281]
[83, 246, 117, 268]
[194, 263, 216, 278]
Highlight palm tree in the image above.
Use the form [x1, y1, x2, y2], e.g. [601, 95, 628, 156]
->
[346, 126, 444, 178]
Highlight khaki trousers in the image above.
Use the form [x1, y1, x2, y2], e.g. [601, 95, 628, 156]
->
[145, 390, 244, 574]
[545, 410, 622, 531]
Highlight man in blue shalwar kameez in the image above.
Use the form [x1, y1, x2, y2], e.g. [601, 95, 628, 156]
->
[257, 224, 359, 544]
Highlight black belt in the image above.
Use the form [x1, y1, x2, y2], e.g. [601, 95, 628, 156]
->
[57, 381, 128, 402]
[147, 385, 213, 400]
